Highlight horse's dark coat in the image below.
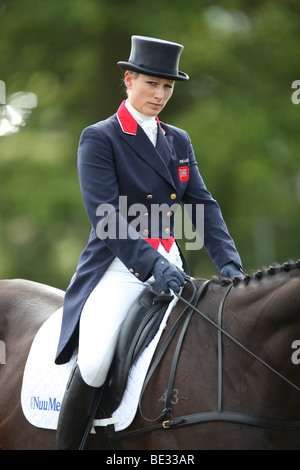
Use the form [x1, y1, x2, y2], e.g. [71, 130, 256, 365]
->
[0, 262, 299, 450]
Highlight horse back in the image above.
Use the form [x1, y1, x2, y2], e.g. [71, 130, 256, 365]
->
[0, 278, 64, 369]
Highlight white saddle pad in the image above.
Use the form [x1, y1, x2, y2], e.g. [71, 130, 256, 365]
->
[21, 296, 178, 432]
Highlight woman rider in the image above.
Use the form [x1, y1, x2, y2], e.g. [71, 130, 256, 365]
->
[55, 35, 243, 450]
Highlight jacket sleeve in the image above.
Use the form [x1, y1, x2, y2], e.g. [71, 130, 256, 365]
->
[77, 125, 162, 281]
[182, 136, 242, 271]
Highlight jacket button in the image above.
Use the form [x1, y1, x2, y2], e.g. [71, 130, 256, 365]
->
[165, 228, 170, 235]
[129, 268, 134, 273]
[135, 272, 140, 277]
[146, 194, 153, 199]
[166, 211, 173, 217]
[170, 193, 177, 200]
[143, 229, 149, 236]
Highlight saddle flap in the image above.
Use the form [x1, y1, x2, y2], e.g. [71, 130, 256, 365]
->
[100, 283, 173, 416]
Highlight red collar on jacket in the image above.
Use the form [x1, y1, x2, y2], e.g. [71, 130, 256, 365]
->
[117, 100, 165, 135]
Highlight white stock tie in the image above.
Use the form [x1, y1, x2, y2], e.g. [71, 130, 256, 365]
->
[140, 119, 158, 146]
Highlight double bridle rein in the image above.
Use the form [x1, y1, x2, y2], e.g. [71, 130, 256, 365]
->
[101, 278, 300, 446]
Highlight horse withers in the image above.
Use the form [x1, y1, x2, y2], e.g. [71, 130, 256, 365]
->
[0, 262, 299, 450]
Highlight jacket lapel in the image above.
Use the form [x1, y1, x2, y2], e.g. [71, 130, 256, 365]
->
[155, 123, 174, 167]
[116, 101, 176, 189]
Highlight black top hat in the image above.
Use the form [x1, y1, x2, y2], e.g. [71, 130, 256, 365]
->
[117, 35, 189, 81]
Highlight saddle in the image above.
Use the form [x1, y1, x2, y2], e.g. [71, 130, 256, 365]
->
[100, 282, 173, 417]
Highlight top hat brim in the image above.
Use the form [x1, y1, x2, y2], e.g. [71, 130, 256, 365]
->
[117, 61, 189, 81]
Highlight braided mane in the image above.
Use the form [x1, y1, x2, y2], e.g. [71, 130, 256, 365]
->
[214, 260, 300, 287]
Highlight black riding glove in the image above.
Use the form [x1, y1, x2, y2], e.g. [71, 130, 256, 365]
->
[220, 261, 244, 279]
[152, 258, 187, 293]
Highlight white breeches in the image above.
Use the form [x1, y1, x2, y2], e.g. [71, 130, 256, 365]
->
[77, 243, 183, 387]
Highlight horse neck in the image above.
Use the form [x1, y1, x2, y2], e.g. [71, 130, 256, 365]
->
[225, 270, 300, 415]
[237, 269, 300, 321]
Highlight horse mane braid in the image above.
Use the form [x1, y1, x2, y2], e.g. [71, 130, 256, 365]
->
[214, 259, 300, 287]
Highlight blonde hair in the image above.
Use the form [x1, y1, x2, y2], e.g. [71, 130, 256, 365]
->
[123, 71, 139, 97]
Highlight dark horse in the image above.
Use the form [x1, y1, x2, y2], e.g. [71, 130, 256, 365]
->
[0, 261, 300, 450]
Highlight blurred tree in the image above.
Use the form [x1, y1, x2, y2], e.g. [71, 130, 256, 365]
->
[0, 0, 299, 288]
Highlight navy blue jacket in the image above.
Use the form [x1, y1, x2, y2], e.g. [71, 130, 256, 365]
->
[55, 101, 241, 364]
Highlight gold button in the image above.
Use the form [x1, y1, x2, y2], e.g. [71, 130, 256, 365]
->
[166, 211, 173, 217]
[129, 268, 134, 273]
[165, 228, 170, 235]
[135, 272, 140, 277]
[146, 194, 153, 199]
[144, 212, 149, 217]
[170, 193, 177, 200]
[143, 229, 149, 236]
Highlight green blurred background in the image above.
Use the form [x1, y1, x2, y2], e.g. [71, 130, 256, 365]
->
[0, 0, 299, 290]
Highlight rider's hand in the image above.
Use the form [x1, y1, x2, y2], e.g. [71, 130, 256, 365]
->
[152, 258, 188, 293]
[220, 261, 244, 280]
